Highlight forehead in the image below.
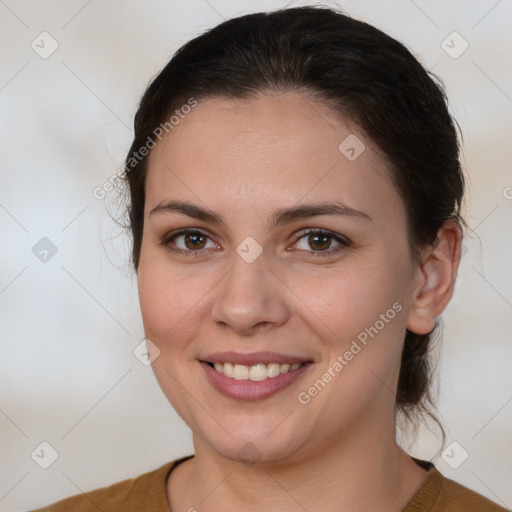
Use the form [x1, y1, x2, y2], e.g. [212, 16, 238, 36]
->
[144, 92, 401, 222]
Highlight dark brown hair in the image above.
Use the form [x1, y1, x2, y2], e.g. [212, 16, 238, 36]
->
[123, 6, 465, 427]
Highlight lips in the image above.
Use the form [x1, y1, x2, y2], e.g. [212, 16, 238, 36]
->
[199, 351, 312, 400]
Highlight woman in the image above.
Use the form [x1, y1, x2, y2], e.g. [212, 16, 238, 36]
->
[30, 6, 508, 512]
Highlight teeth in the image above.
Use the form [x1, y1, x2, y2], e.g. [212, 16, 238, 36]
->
[210, 361, 304, 381]
[249, 364, 267, 381]
[267, 363, 281, 378]
[233, 364, 249, 380]
[223, 363, 234, 378]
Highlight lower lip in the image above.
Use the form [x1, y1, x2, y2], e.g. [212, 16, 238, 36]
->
[200, 361, 312, 401]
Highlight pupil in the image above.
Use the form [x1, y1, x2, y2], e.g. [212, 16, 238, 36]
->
[309, 233, 330, 250]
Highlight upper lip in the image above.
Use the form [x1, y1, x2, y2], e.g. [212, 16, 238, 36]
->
[201, 351, 310, 366]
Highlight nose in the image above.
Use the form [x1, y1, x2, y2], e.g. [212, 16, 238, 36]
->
[210, 250, 290, 336]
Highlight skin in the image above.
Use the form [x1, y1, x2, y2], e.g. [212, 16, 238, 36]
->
[137, 91, 462, 511]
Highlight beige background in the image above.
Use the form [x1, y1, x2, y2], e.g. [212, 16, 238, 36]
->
[0, 1, 511, 510]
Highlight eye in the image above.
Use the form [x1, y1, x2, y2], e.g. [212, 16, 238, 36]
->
[160, 227, 350, 259]
[291, 229, 350, 258]
[161, 229, 220, 256]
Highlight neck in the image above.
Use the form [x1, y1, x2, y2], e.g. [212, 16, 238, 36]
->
[169, 409, 428, 512]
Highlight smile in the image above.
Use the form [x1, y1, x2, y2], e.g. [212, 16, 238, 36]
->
[208, 362, 304, 381]
[200, 352, 312, 400]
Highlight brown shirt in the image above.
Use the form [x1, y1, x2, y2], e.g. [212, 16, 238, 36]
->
[28, 456, 509, 512]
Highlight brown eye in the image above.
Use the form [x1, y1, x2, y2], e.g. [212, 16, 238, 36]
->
[162, 229, 219, 255]
[292, 229, 351, 258]
[307, 233, 331, 251]
[183, 232, 207, 250]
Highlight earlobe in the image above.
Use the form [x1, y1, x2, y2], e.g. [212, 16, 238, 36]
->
[406, 221, 462, 335]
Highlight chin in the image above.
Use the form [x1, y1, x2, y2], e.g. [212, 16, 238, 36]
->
[193, 412, 314, 467]
[209, 435, 302, 467]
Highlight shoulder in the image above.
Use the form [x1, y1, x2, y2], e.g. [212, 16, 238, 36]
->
[435, 473, 509, 512]
[27, 457, 192, 512]
[405, 463, 509, 512]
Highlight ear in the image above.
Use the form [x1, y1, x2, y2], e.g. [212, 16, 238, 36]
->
[406, 220, 462, 335]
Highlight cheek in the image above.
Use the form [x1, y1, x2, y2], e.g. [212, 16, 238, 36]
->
[297, 269, 408, 413]
[292, 259, 407, 341]
[293, 256, 411, 408]
[137, 249, 209, 347]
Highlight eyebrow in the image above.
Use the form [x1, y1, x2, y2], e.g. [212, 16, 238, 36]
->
[149, 199, 372, 227]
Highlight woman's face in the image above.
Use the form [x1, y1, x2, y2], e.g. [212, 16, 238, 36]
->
[137, 91, 422, 464]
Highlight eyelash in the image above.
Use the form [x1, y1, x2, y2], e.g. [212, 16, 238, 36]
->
[293, 228, 351, 258]
[160, 228, 351, 259]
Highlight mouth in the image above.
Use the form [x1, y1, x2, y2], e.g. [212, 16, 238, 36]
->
[205, 361, 304, 381]
[199, 352, 313, 401]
